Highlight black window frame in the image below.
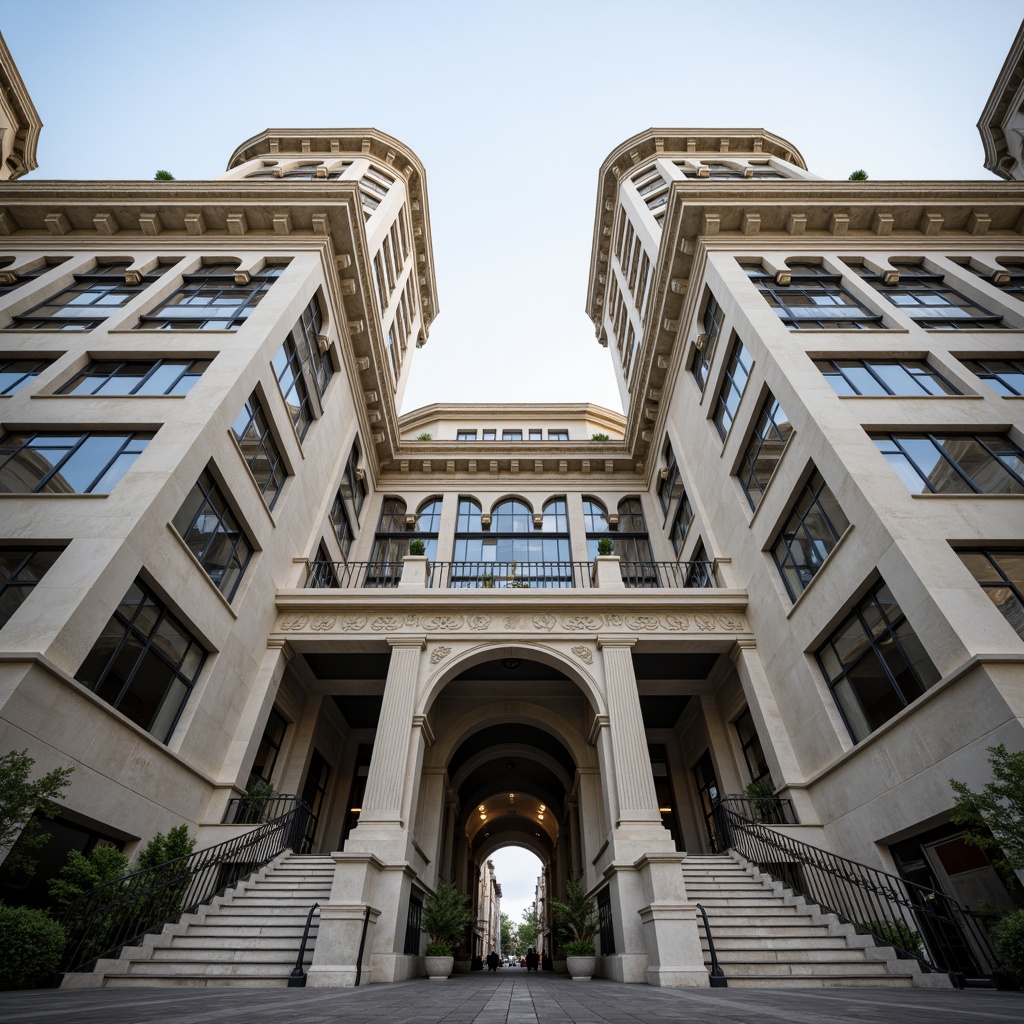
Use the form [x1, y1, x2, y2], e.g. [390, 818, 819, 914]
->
[57, 357, 211, 397]
[75, 578, 208, 743]
[736, 392, 793, 510]
[712, 335, 753, 438]
[0, 357, 53, 395]
[231, 391, 289, 510]
[961, 356, 1024, 397]
[957, 549, 1024, 641]
[0, 430, 151, 495]
[747, 261, 884, 330]
[0, 547, 63, 631]
[171, 468, 254, 601]
[815, 579, 940, 743]
[137, 262, 286, 331]
[873, 432, 1024, 495]
[814, 357, 959, 397]
[770, 468, 850, 601]
[691, 294, 724, 390]
[272, 335, 313, 440]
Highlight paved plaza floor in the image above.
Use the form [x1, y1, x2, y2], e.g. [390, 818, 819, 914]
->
[3, 972, 1024, 1024]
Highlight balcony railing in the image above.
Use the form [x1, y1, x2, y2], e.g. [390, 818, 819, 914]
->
[306, 560, 403, 588]
[428, 560, 593, 589]
[620, 560, 715, 588]
[302, 558, 720, 590]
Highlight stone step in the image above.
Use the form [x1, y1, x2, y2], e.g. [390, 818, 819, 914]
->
[126, 960, 294, 977]
[164, 935, 318, 951]
[700, 936, 851, 951]
[692, 904, 806, 916]
[148, 948, 310, 964]
[205, 905, 325, 917]
[722, 974, 914, 989]
[710, 960, 892, 977]
[186, 924, 315, 939]
[707, 948, 885, 965]
[704, 924, 836, 938]
[106, 973, 294, 988]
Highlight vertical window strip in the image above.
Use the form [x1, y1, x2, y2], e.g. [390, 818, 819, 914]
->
[736, 394, 793, 509]
[712, 337, 753, 438]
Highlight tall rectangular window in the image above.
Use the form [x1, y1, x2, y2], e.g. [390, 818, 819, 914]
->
[0, 431, 150, 494]
[75, 579, 207, 742]
[815, 358, 958, 397]
[734, 708, 770, 783]
[961, 357, 1024, 397]
[138, 263, 285, 330]
[0, 548, 63, 630]
[172, 469, 254, 601]
[272, 338, 312, 439]
[9, 262, 162, 331]
[747, 262, 883, 329]
[670, 490, 693, 554]
[736, 393, 793, 509]
[771, 468, 850, 600]
[957, 550, 1024, 640]
[691, 295, 724, 390]
[873, 433, 1024, 495]
[250, 708, 288, 786]
[855, 261, 1004, 329]
[658, 443, 683, 516]
[231, 392, 288, 509]
[329, 490, 354, 558]
[684, 540, 715, 588]
[816, 580, 940, 742]
[712, 336, 753, 438]
[291, 295, 333, 399]
[58, 358, 210, 397]
[341, 440, 365, 518]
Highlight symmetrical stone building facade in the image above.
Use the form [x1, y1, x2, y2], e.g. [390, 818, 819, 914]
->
[0, 31, 1023, 989]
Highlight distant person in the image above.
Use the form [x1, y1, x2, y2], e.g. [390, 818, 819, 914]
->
[526, 948, 539, 972]
[487, 949, 500, 972]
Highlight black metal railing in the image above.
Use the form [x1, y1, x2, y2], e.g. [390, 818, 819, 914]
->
[718, 794, 799, 826]
[404, 894, 423, 955]
[287, 903, 320, 987]
[598, 888, 615, 955]
[221, 793, 309, 825]
[306, 560, 403, 588]
[715, 803, 997, 983]
[695, 903, 727, 987]
[428, 561, 593, 589]
[620, 560, 716, 588]
[60, 802, 310, 973]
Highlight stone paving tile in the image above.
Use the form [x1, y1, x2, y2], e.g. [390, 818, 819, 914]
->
[2, 972, 1024, 1024]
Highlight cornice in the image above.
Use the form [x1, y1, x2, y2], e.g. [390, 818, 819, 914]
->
[618, 180, 1024, 480]
[586, 128, 807, 319]
[398, 402, 626, 431]
[0, 31, 41, 180]
[978, 20, 1024, 180]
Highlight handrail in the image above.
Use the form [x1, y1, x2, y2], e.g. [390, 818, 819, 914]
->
[222, 793, 309, 825]
[59, 801, 311, 973]
[287, 902, 320, 987]
[694, 903, 727, 987]
[718, 794, 799, 825]
[715, 803, 997, 984]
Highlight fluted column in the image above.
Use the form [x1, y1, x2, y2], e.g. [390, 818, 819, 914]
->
[599, 638, 661, 827]
[354, 636, 425, 829]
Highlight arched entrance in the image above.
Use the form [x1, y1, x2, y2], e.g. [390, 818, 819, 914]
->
[307, 637, 703, 988]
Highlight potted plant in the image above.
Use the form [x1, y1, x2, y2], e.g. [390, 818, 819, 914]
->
[481, 572, 494, 588]
[596, 538, 614, 556]
[421, 880, 473, 979]
[549, 875, 598, 980]
[409, 539, 426, 556]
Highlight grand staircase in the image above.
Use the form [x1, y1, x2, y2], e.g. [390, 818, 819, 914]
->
[65, 853, 335, 988]
[682, 853, 949, 988]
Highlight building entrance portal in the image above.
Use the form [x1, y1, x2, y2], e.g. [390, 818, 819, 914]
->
[295, 634, 714, 989]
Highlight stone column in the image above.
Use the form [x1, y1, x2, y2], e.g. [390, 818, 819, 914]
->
[594, 637, 707, 989]
[309, 637, 425, 987]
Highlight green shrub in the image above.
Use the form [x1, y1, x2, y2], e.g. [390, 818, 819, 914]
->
[0, 749, 73, 878]
[994, 908, 1024, 984]
[422, 880, 473, 951]
[596, 538, 614, 556]
[409, 539, 426, 556]
[425, 940, 452, 956]
[0, 903, 66, 990]
[591, 433, 610, 442]
[563, 939, 595, 956]
[48, 844, 130, 909]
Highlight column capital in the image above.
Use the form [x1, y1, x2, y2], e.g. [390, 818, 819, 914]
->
[412, 713, 435, 745]
[730, 638, 758, 661]
[597, 636, 638, 650]
[387, 635, 426, 650]
[588, 713, 610, 745]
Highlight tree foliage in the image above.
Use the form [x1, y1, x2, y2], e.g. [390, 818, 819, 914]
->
[154, 169, 175, 181]
[848, 169, 869, 180]
[500, 911, 518, 954]
[47, 844, 130, 909]
[950, 743, 1024, 882]
[0, 750, 73, 877]
[519, 903, 539, 949]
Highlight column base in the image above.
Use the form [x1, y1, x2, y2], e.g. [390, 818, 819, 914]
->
[646, 967, 711, 988]
[306, 965, 366, 988]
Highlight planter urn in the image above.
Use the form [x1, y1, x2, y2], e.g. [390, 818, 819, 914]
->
[425, 954, 455, 979]
[565, 954, 596, 980]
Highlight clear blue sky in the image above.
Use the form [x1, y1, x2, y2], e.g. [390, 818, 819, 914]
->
[3, 1, 1019, 916]
[4, 2, 1020, 417]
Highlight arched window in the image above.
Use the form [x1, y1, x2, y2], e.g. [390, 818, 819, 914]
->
[452, 497, 573, 587]
[369, 497, 442, 574]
